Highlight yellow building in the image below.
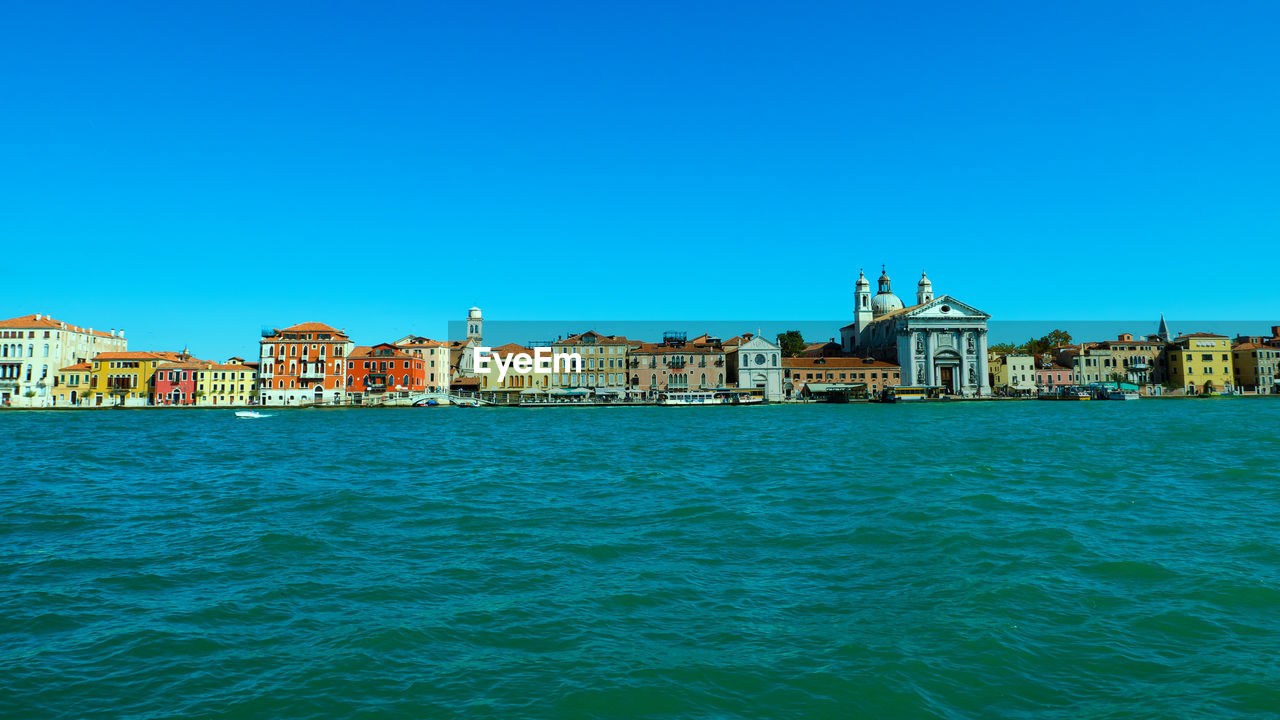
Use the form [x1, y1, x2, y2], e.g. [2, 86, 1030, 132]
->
[1165, 333, 1235, 394]
[476, 343, 551, 400]
[1232, 342, 1278, 394]
[196, 360, 258, 406]
[52, 362, 92, 406]
[549, 331, 631, 391]
[89, 351, 185, 406]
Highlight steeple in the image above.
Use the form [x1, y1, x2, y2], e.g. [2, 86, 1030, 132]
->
[1156, 313, 1171, 343]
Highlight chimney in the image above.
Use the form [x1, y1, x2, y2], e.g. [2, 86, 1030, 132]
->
[119, 329, 125, 338]
[35, 314, 41, 321]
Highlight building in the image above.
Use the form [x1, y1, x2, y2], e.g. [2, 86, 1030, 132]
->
[258, 322, 353, 405]
[1095, 333, 1163, 386]
[1035, 364, 1075, 392]
[88, 351, 187, 406]
[990, 354, 1036, 395]
[548, 331, 631, 397]
[51, 362, 92, 406]
[1232, 342, 1278, 394]
[1054, 346, 1116, 386]
[840, 268, 991, 396]
[727, 333, 784, 402]
[346, 344, 429, 403]
[393, 337, 452, 392]
[0, 314, 128, 406]
[476, 343, 551, 397]
[783, 356, 900, 399]
[1166, 333, 1235, 394]
[627, 333, 728, 396]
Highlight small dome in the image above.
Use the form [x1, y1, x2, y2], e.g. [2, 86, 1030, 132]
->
[918, 271, 932, 289]
[468, 306, 482, 318]
[855, 269, 869, 289]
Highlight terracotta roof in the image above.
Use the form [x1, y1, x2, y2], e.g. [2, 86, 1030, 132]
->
[348, 344, 417, 360]
[557, 331, 630, 345]
[783, 357, 899, 369]
[868, 303, 925, 324]
[58, 362, 91, 372]
[629, 341, 725, 355]
[487, 342, 534, 356]
[1175, 332, 1228, 340]
[94, 351, 184, 361]
[275, 322, 348, 336]
[1233, 342, 1267, 350]
[0, 314, 121, 338]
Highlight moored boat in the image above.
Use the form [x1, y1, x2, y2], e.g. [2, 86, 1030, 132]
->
[1107, 390, 1140, 401]
[1038, 386, 1091, 400]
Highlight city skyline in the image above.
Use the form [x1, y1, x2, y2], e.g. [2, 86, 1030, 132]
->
[4, 2, 1280, 357]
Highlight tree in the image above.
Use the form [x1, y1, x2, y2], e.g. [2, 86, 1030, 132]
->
[776, 330, 806, 358]
[989, 342, 1020, 355]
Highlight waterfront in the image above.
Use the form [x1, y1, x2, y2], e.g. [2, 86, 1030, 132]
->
[3, 401, 1280, 719]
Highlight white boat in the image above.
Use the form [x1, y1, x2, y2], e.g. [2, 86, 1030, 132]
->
[657, 391, 722, 405]
[234, 410, 271, 418]
[1107, 390, 1140, 401]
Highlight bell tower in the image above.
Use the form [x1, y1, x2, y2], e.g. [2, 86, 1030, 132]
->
[854, 269, 872, 337]
[466, 306, 483, 343]
[917, 271, 933, 305]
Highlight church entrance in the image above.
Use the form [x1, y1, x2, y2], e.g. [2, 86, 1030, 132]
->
[939, 366, 955, 394]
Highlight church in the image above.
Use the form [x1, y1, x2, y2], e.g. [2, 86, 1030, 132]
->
[839, 267, 992, 397]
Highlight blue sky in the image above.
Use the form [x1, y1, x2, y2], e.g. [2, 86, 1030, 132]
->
[2, 2, 1277, 358]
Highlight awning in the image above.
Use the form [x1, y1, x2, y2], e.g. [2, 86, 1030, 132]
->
[805, 383, 866, 392]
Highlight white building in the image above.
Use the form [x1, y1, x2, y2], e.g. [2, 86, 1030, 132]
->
[731, 333, 784, 402]
[840, 268, 992, 397]
[1, 314, 128, 407]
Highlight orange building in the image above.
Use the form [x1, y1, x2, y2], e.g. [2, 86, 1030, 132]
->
[258, 322, 353, 405]
[346, 344, 428, 403]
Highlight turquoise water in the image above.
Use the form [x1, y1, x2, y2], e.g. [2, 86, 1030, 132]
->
[3, 401, 1279, 719]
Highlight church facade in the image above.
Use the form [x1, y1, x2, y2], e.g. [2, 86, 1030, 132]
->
[839, 268, 992, 397]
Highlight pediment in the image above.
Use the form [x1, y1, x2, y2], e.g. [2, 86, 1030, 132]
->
[905, 295, 990, 320]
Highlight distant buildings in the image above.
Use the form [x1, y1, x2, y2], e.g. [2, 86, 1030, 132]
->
[89, 351, 188, 407]
[0, 314, 128, 406]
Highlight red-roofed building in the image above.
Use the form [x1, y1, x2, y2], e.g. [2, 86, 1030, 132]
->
[345, 344, 428, 402]
[258, 322, 353, 405]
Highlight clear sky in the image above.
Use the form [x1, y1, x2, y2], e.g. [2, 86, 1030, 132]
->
[2, 2, 1277, 358]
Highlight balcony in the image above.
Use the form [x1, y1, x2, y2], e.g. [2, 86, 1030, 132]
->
[298, 364, 326, 379]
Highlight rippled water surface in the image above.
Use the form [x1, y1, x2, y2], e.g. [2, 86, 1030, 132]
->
[3, 400, 1280, 719]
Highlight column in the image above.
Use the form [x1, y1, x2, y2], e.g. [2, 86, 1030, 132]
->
[978, 329, 991, 396]
[924, 332, 935, 386]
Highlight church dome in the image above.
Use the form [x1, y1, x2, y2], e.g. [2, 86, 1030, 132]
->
[871, 267, 904, 317]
